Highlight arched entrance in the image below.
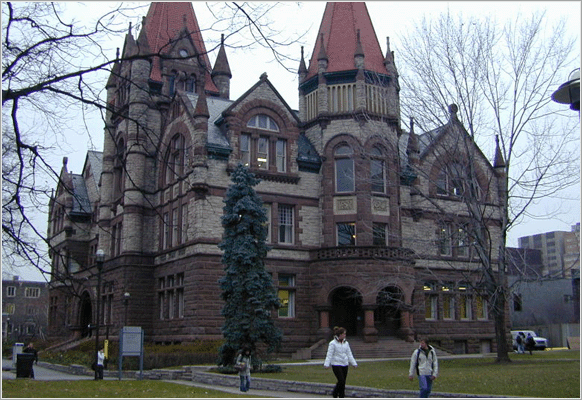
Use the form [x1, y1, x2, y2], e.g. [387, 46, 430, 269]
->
[79, 292, 92, 338]
[375, 286, 403, 336]
[330, 287, 363, 336]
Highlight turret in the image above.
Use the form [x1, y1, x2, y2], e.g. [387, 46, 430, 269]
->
[211, 34, 232, 99]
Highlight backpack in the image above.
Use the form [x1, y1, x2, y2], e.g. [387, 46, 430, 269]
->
[516, 335, 522, 344]
[415, 346, 435, 375]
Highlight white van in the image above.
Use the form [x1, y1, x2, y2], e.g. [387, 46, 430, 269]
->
[511, 330, 549, 350]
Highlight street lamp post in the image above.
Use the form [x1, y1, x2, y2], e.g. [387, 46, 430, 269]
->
[551, 68, 580, 111]
[94, 249, 105, 380]
[123, 292, 130, 327]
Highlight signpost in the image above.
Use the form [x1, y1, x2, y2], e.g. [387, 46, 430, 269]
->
[118, 326, 144, 380]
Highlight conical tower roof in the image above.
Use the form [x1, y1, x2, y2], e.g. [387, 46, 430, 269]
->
[144, 2, 218, 94]
[305, 2, 386, 81]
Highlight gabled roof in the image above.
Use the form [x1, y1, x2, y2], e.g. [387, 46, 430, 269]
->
[305, 2, 386, 81]
[144, 2, 218, 94]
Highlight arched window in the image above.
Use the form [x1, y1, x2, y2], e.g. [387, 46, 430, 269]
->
[242, 114, 286, 172]
[436, 162, 466, 197]
[370, 146, 385, 193]
[334, 145, 354, 193]
[247, 114, 279, 132]
[164, 134, 186, 185]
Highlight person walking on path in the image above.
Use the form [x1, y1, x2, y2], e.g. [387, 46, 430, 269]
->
[323, 326, 358, 398]
[22, 342, 38, 378]
[408, 339, 438, 398]
[515, 333, 525, 354]
[235, 347, 252, 392]
[95, 347, 105, 380]
[525, 333, 536, 355]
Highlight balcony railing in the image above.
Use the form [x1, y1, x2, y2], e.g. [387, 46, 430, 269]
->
[311, 246, 415, 261]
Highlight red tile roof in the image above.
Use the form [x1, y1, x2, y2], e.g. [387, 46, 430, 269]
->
[145, 2, 218, 94]
[306, 2, 386, 81]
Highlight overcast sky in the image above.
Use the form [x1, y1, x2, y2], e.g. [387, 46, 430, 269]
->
[8, 1, 580, 281]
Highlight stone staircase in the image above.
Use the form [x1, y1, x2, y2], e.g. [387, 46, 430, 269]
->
[310, 337, 420, 360]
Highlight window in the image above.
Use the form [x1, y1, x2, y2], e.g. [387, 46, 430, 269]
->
[436, 163, 465, 196]
[373, 223, 387, 246]
[276, 139, 287, 172]
[177, 273, 184, 318]
[459, 283, 472, 320]
[475, 295, 488, 320]
[278, 274, 296, 318]
[513, 293, 522, 311]
[111, 222, 122, 257]
[438, 224, 452, 256]
[25, 287, 40, 298]
[241, 134, 251, 167]
[6, 286, 15, 297]
[278, 205, 294, 244]
[158, 292, 165, 320]
[165, 134, 186, 185]
[257, 137, 269, 169]
[370, 147, 385, 193]
[456, 225, 469, 257]
[4, 303, 15, 315]
[425, 296, 438, 320]
[247, 114, 279, 132]
[113, 138, 125, 199]
[441, 283, 455, 320]
[172, 208, 179, 247]
[335, 145, 354, 192]
[337, 223, 356, 246]
[263, 204, 272, 243]
[163, 212, 170, 250]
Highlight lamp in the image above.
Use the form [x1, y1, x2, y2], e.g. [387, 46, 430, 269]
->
[551, 68, 580, 111]
[94, 249, 105, 380]
[123, 292, 131, 327]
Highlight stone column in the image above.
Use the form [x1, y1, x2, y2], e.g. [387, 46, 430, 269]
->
[362, 305, 378, 343]
[316, 306, 332, 340]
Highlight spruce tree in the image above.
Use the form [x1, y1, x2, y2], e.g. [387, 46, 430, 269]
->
[217, 164, 282, 366]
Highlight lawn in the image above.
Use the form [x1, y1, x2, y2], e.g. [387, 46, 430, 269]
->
[253, 350, 580, 398]
[1, 380, 261, 398]
[2, 351, 579, 398]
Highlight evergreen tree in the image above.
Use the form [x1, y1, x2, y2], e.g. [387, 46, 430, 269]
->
[217, 164, 282, 365]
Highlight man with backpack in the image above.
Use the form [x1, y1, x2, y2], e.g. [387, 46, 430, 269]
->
[515, 333, 525, 354]
[408, 339, 439, 398]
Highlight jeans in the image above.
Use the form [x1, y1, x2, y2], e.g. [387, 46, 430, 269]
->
[331, 365, 349, 398]
[517, 343, 525, 353]
[418, 375, 433, 398]
[239, 375, 250, 392]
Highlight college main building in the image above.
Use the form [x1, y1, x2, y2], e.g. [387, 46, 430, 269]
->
[48, 2, 507, 356]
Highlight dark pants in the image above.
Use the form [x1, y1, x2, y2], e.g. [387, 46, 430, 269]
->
[239, 375, 250, 392]
[331, 365, 349, 398]
[95, 365, 104, 380]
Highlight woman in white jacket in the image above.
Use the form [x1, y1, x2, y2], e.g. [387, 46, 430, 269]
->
[324, 326, 358, 398]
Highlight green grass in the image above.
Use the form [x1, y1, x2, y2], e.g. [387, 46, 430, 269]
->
[2, 350, 579, 398]
[252, 351, 580, 398]
[1, 380, 262, 398]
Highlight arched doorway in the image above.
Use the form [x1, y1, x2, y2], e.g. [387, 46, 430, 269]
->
[375, 286, 403, 336]
[330, 287, 363, 336]
[79, 292, 92, 338]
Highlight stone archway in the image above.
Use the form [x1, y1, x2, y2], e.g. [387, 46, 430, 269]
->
[375, 286, 403, 337]
[79, 291, 92, 338]
[330, 287, 363, 336]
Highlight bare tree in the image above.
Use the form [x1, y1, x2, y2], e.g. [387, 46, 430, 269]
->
[394, 10, 579, 362]
[2, 2, 307, 285]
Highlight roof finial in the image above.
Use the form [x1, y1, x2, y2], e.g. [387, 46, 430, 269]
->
[128, 22, 132, 34]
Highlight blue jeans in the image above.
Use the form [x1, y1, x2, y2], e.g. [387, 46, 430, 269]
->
[418, 375, 433, 398]
[239, 375, 250, 392]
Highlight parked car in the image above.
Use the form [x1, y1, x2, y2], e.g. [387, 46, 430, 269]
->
[511, 330, 549, 350]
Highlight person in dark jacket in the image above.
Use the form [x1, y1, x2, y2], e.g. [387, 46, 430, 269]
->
[22, 342, 38, 378]
[525, 333, 536, 355]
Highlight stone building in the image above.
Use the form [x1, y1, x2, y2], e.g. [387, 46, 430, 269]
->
[47, 2, 507, 356]
[2, 276, 49, 343]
